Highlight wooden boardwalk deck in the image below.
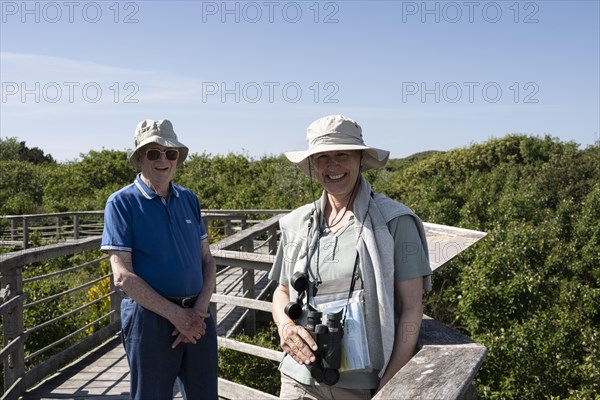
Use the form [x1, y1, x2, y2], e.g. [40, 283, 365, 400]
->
[20, 268, 272, 400]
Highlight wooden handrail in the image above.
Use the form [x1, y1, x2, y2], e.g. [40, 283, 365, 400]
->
[0, 210, 289, 250]
[1, 209, 290, 219]
[0, 237, 101, 271]
[373, 316, 487, 399]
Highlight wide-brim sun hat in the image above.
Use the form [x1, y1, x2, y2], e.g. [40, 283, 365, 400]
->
[285, 115, 390, 176]
[128, 119, 189, 166]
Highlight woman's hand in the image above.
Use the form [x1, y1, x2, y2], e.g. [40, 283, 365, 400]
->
[272, 284, 318, 365]
[278, 321, 318, 365]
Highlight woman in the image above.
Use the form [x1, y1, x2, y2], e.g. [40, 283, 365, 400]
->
[269, 115, 432, 399]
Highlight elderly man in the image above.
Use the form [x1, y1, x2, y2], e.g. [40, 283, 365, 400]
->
[101, 119, 217, 400]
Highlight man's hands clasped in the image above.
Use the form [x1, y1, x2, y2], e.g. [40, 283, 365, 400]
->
[171, 308, 209, 348]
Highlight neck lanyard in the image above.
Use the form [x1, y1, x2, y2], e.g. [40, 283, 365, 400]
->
[340, 252, 361, 328]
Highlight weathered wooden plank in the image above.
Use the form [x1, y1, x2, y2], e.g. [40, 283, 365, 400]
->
[1, 376, 25, 400]
[0, 241, 24, 248]
[0, 237, 101, 271]
[0, 293, 27, 316]
[2, 211, 104, 219]
[205, 209, 290, 215]
[23, 322, 121, 392]
[373, 316, 487, 400]
[0, 335, 23, 361]
[210, 214, 284, 252]
[218, 337, 284, 362]
[213, 249, 274, 271]
[218, 377, 279, 400]
[203, 214, 247, 223]
[374, 345, 487, 400]
[19, 334, 132, 400]
[419, 316, 478, 346]
[211, 293, 273, 313]
[2, 263, 25, 395]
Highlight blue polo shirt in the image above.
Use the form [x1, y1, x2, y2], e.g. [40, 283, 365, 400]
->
[101, 174, 208, 298]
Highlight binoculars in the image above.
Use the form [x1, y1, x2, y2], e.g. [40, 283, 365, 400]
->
[284, 271, 309, 320]
[284, 272, 344, 386]
[305, 309, 344, 385]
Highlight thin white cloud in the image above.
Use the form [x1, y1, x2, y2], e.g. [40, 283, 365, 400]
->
[0, 52, 203, 108]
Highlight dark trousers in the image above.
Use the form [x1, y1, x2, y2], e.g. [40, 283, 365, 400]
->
[120, 298, 218, 400]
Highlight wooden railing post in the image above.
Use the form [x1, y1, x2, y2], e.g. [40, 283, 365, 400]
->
[1, 267, 26, 395]
[10, 218, 17, 241]
[56, 216, 61, 238]
[268, 226, 278, 255]
[22, 217, 29, 249]
[73, 215, 80, 240]
[241, 238, 256, 336]
[109, 273, 121, 324]
[210, 286, 218, 324]
[224, 218, 233, 236]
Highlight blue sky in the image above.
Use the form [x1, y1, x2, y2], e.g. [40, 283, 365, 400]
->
[1, 0, 599, 162]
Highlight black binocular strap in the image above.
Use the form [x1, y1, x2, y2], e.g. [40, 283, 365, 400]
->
[341, 252, 361, 329]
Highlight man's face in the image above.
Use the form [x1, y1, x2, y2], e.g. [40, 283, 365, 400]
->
[139, 144, 178, 186]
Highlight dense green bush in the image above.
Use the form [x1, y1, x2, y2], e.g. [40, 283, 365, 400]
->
[42, 150, 136, 212]
[0, 161, 45, 215]
[406, 137, 600, 399]
[176, 152, 316, 209]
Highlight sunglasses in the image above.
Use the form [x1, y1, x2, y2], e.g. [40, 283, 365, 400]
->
[145, 148, 179, 161]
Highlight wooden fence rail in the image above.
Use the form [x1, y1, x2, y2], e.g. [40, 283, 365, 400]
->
[0, 210, 289, 249]
[1, 211, 487, 400]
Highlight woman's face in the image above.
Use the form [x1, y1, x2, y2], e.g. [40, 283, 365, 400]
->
[312, 150, 362, 199]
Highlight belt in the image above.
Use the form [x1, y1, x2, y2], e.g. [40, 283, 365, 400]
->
[166, 295, 198, 308]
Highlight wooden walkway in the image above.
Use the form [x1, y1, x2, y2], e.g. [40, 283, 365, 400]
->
[20, 268, 271, 400]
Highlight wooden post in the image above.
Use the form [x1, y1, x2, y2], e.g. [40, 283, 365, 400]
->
[22, 217, 29, 249]
[210, 286, 218, 324]
[224, 219, 233, 236]
[109, 273, 121, 324]
[10, 218, 17, 241]
[1, 267, 26, 395]
[268, 226, 278, 255]
[56, 216, 61, 238]
[73, 215, 80, 240]
[241, 237, 255, 336]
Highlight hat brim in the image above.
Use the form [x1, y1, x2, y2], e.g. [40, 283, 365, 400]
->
[128, 135, 189, 166]
[285, 144, 389, 176]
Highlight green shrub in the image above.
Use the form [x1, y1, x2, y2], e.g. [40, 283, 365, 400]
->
[218, 323, 281, 395]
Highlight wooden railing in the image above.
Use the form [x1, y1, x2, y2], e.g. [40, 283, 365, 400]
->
[0, 210, 290, 249]
[1, 212, 487, 400]
[0, 236, 117, 399]
[0, 213, 285, 399]
[0, 212, 104, 249]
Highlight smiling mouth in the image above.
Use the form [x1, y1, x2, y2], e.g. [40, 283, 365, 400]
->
[155, 166, 169, 171]
[328, 173, 345, 180]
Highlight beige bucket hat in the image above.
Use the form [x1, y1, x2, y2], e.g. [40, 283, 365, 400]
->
[285, 115, 390, 175]
[128, 119, 189, 166]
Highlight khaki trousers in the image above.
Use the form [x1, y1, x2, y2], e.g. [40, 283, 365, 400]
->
[279, 373, 373, 400]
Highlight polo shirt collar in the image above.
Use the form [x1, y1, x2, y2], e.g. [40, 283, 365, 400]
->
[134, 173, 179, 200]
